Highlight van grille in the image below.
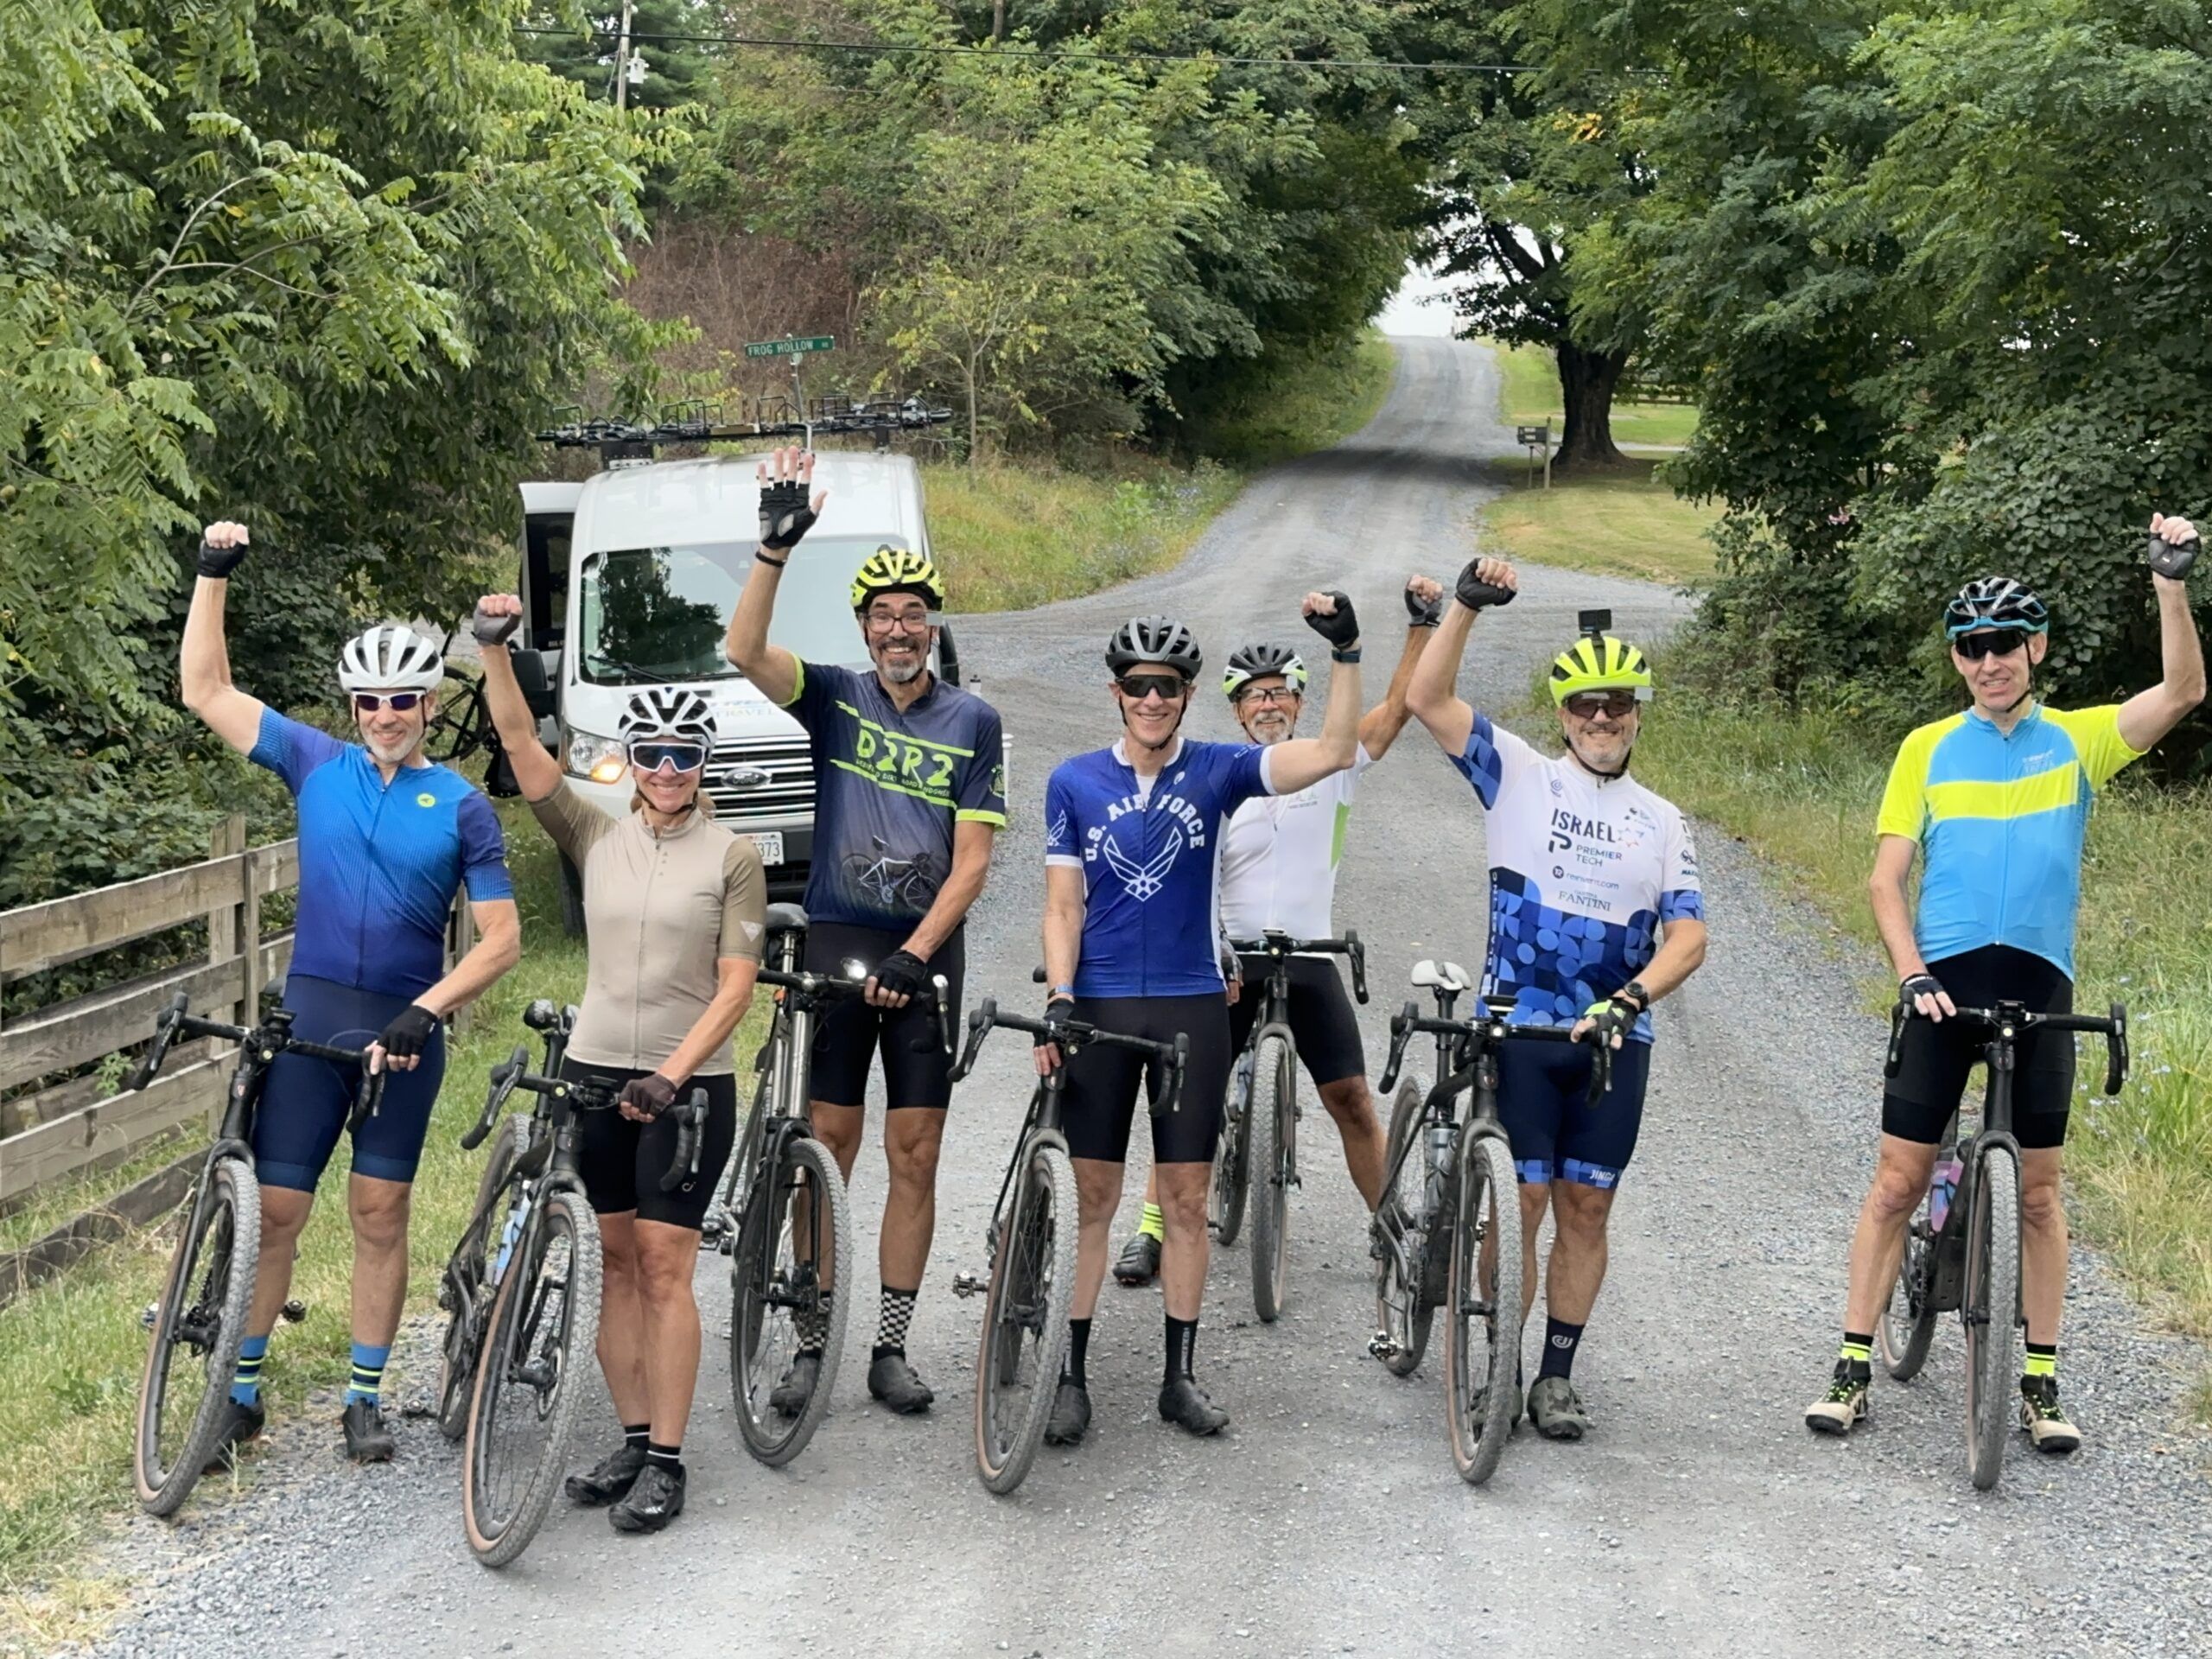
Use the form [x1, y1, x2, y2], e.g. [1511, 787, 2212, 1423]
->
[704, 737, 814, 824]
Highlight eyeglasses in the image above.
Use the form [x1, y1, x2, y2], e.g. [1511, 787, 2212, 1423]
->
[1116, 673, 1185, 703]
[1563, 690, 1640, 720]
[1235, 687, 1300, 708]
[627, 741, 707, 774]
[866, 608, 932, 634]
[353, 692, 425, 715]
[1955, 630, 2031, 661]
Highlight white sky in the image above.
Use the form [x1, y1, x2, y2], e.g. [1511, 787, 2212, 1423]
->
[1376, 260, 1462, 338]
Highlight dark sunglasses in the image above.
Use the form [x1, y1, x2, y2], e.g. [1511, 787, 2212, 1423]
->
[1564, 690, 1640, 720]
[627, 741, 707, 773]
[1116, 673, 1185, 703]
[1954, 630, 2031, 661]
[353, 692, 425, 715]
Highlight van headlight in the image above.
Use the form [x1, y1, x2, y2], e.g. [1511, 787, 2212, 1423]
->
[567, 730, 626, 785]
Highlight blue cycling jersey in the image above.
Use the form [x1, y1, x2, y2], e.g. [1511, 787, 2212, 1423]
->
[250, 709, 514, 999]
[1044, 737, 1274, 999]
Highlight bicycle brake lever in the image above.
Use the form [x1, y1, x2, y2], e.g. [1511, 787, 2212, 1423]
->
[1346, 931, 1369, 1005]
[950, 1002, 995, 1084]
[128, 992, 192, 1092]
[659, 1090, 708, 1192]
[1884, 1002, 1909, 1081]
[348, 1058, 386, 1137]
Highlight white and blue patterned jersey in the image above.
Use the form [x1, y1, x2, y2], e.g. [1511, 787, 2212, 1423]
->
[1044, 737, 1277, 998]
[1452, 717, 1702, 1044]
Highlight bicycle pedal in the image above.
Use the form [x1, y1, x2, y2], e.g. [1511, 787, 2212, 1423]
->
[281, 1300, 308, 1323]
[140, 1302, 160, 1330]
[950, 1270, 984, 1299]
[1367, 1332, 1400, 1361]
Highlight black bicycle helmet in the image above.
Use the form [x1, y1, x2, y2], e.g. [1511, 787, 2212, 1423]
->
[1105, 615, 1202, 680]
[1222, 640, 1308, 700]
[1944, 575, 2050, 639]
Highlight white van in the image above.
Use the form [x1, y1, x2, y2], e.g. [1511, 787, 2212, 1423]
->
[505, 448, 961, 926]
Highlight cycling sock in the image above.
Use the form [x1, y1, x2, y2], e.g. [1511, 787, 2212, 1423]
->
[623, 1422, 650, 1449]
[346, 1342, 391, 1408]
[1164, 1314, 1198, 1383]
[873, 1284, 918, 1362]
[1064, 1318, 1092, 1387]
[645, 1440, 683, 1477]
[797, 1303, 827, 1357]
[2024, 1342, 2058, 1382]
[1139, 1202, 1165, 1243]
[1838, 1332, 1874, 1378]
[1536, 1318, 1584, 1382]
[231, 1335, 270, 1407]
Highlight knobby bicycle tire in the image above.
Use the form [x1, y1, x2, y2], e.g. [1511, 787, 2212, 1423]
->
[1964, 1145, 2021, 1491]
[136, 1157, 260, 1515]
[1373, 1076, 1433, 1377]
[1444, 1130, 1522, 1485]
[1248, 1032, 1295, 1323]
[1209, 1061, 1250, 1248]
[462, 1190, 601, 1567]
[731, 1135, 851, 1466]
[436, 1116, 525, 1440]
[976, 1141, 1077, 1495]
[1878, 1190, 1942, 1383]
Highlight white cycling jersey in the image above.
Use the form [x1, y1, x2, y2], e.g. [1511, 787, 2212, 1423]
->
[1217, 745, 1374, 943]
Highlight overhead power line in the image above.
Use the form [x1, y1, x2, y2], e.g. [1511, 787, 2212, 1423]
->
[512, 24, 1535, 75]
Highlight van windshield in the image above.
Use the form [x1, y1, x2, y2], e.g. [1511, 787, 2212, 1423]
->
[576, 537, 896, 684]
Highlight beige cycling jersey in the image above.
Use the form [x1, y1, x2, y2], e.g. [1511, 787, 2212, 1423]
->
[529, 786, 766, 1077]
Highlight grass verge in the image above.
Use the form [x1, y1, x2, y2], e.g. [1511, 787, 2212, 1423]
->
[1478, 456, 1719, 587]
[1487, 338, 1700, 449]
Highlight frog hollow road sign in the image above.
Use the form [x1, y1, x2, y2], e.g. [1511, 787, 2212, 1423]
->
[745, 336, 836, 359]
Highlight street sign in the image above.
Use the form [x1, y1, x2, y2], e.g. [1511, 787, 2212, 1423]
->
[744, 336, 836, 359]
[1516, 424, 1551, 447]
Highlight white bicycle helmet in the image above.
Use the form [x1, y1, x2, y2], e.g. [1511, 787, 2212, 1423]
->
[337, 625, 445, 692]
[617, 687, 718, 746]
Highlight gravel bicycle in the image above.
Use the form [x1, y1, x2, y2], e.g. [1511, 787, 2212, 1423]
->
[1212, 931, 1366, 1321]
[448, 1001, 708, 1567]
[1877, 996, 2127, 1491]
[947, 994, 1187, 1494]
[125, 988, 382, 1515]
[699, 903, 950, 1466]
[1368, 963, 1610, 1484]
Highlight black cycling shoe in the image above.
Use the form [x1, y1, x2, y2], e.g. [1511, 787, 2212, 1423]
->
[1113, 1231, 1161, 1287]
[769, 1351, 820, 1417]
[1044, 1380, 1091, 1446]
[564, 1441, 647, 1506]
[340, 1399, 396, 1464]
[203, 1399, 265, 1471]
[867, 1351, 935, 1414]
[608, 1463, 686, 1533]
[1157, 1376, 1230, 1437]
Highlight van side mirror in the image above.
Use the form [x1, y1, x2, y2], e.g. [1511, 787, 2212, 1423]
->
[511, 648, 558, 719]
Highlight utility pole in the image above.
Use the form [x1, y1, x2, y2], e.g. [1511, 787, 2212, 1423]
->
[993, 0, 1007, 45]
[613, 0, 636, 113]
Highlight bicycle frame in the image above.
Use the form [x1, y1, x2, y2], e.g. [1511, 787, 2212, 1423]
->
[1224, 928, 1369, 1130]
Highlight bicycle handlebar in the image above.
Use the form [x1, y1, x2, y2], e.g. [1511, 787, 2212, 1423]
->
[1376, 999, 1611, 1100]
[1228, 930, 1369, 1005]
[758, 965, 954, 1056]
[949, 998, 1191, 1116]
[465, 1062, 705, 1189]
[1891, 999, 2129, 1098]
[129, 991, 385, 1127]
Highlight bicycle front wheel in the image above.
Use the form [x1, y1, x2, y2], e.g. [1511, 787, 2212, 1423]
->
[1372, 1076, 1432, 1377]
[976, 1141, 1077, 1494]
[462, 1190, 601, 1567]
[1443, 1130, 1522, 1485]
[730, 1135, 851, 1466]
[436, 1116, 524, 1440]
[1248, 1031, 1295, 1323]
[136, 1157, 260, 1514]
[1963, 1143, 2021, 1491]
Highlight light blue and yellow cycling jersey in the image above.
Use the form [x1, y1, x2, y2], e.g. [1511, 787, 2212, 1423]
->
[1876, 702, 2143, 979]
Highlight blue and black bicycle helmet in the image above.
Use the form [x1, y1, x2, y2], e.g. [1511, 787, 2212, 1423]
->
[1944, 575, 2049, 639]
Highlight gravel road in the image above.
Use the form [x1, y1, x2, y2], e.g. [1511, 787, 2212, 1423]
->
[70, 337, 2210, 1659]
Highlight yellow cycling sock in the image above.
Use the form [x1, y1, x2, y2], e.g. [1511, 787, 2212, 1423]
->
[1139, 1202, 1164, 1243]
[2024, 1343, 2057, 1379]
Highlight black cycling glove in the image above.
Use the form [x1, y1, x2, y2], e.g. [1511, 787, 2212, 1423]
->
[1580, 996, 1639, 1047]
[1455, 560, 1517, 613]
[1302, 591, 1360, 652]
[472, 600, 522, 648]
[760, 480, 818, 552]
[1405, 582, 1442, 629]
[1900, 972, 1945, 1007]
[377, 1003, 439, 1060]
[619, 1073, 678, 1117]
[197, 536, 249, 580]
[870, 949, 929, 1001]
[2147, 529, 2201, 582]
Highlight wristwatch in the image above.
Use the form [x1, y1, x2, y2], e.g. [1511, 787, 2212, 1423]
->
[1616, 980, 1651, 1013]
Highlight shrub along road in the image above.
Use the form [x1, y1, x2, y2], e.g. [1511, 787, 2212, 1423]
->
[73, 338, 2211, 1657]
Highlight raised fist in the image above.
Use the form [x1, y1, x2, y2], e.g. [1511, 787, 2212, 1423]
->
[198, 521, 251, 580]
[1454, 557, 1518, 613]
[1405, 575, 1445, 627]
[1301, 590, 1360, 652]
[473, 594, 524, 648]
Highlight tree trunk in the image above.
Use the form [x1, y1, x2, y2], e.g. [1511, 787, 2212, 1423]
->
[963, 355, 980, 464]
[1554, 339, 1629, 467]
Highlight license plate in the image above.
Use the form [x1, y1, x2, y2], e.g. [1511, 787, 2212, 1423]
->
[748, 831, 785, 867]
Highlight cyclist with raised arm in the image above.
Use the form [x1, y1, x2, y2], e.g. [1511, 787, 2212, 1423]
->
[179, 522, 521, 1465]
[1112, 576, 1446, 1287]
[1403, 558, 1708, 1441]
[1037, 599, 1363, 1445]
[1807, 522, 2204, 1451]
[475, 595, 764, 1532]
[723, 448, 1007, 1418]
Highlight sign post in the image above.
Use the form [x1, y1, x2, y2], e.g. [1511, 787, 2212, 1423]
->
[1516, 424, 1553, 491]
[744, 336, 837, 419]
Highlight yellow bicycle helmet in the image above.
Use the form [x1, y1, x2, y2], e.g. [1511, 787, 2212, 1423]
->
[849, 545, 945, 613]
[1548, 632, 1653, 704]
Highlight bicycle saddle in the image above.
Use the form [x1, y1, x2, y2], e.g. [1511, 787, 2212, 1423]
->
[1409, 959, 1473, 993]
[765, 902, 810, 935]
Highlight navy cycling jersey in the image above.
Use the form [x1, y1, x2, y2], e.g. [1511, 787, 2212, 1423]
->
[779, 661, 1008, 929]
[250, 709, 514, 1000]
[1045, 737, 1276, 998]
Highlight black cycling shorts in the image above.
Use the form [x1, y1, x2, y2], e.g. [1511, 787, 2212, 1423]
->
[1497, 1035, 1653, 1191]
[1061, 995, 1233, 1166]
[804, 921, 963, 1111]
[1229, 954, 1366, 1089]
[1884, 944, 2075, 1150]
[559, 1060, 739, 1230]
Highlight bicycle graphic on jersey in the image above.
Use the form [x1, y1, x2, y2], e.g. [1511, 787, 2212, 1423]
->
[842, 837, 941, 912]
